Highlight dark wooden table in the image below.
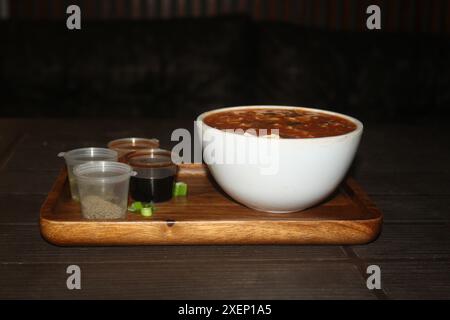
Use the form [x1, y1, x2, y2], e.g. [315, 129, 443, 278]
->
[0, 118, 449, 299]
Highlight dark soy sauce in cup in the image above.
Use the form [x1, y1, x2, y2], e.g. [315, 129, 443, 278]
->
[130, 171, 175, 202]
[125, 150, 177, 203]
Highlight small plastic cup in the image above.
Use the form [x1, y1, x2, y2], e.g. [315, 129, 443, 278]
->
[58, 148, 118, 201]
[125, 149, 177, 203]
[73, 161, 136, 220]
[107, 137, 160, 158]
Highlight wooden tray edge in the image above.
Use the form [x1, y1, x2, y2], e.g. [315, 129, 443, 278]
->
[40, 217, 381, 246]
[39, 164, 383, 246]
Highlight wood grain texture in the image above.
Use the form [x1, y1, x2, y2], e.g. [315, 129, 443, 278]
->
[0, 224, 349, 263]
[367, 260, 450, 299]
[40, 164, 382, 246]
[0, 119, 23, 169]
[352, 223, 450, 260]
[353, 171, 450, 196]
[0, 261, 374, 299]
[2, 119, 450, 299]
[371, 195, 450, 222]
[0, 170, 59, 195]
[0, 194, 45, 224]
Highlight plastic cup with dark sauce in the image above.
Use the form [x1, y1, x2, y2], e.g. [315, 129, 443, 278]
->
[125, 149, 177, 203]
[107, 137, 160, 158]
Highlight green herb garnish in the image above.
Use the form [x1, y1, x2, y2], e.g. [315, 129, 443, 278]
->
[141, 207, 153, 217]
[128, 201, 155, 217]
[173, 182, 188, 197]
[132, 201, 143, 211]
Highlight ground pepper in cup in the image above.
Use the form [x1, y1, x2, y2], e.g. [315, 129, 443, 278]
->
[74, 161, 136, 220]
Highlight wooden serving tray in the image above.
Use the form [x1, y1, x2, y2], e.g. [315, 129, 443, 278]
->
[40, 164, 382, 246]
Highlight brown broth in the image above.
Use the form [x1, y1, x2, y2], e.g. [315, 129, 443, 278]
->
[203, 108, 357, 138]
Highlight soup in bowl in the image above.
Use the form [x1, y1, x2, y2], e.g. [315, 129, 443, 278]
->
[196, 106, 363, 213]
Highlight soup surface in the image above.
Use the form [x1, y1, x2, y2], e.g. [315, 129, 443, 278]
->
[203, 108, 357, 138]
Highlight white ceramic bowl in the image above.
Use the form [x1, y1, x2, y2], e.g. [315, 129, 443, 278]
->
[197, 106, 363, 213]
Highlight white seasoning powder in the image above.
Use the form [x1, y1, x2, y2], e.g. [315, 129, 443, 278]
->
[81, 195, 124, 219]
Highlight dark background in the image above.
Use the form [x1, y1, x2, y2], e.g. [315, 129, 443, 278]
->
[1, 1, 450, 300]
[0, 0, 449, 123]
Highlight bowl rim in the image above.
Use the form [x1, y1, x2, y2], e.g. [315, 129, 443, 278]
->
[196, 105, 363, 141]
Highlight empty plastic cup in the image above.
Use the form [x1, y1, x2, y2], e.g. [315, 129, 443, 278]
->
[58, 148, 118, 201]
[73, 161, 136, 220]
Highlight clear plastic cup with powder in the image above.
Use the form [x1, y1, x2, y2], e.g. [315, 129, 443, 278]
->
[58, 148, 118, 201]
[73, 161, 136, 220]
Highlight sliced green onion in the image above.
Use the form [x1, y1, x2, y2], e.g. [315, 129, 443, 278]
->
[129, 201, 156, 216]
[141, 207, 153, 217]
[132, 201, 143, 211]
[173, 182, 188, 197]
